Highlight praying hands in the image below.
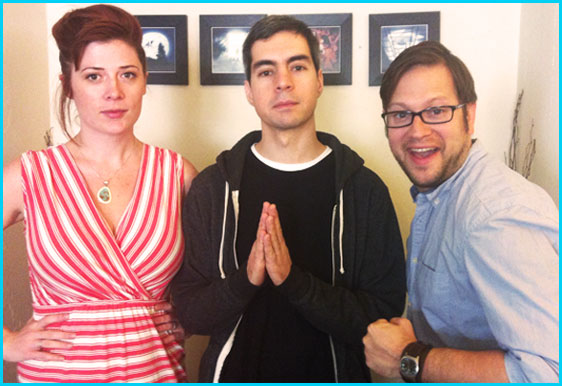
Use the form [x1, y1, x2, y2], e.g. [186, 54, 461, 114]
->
[246, 202, 292, 286]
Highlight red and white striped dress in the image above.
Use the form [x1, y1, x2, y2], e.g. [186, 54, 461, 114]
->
[18, 143, 187, 382]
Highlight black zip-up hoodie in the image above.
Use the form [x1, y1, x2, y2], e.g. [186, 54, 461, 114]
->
[172, 131, 406, 382]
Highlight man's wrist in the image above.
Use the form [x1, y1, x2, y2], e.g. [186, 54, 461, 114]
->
[399, 341, 433, 382]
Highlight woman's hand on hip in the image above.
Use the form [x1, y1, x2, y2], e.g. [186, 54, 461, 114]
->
[3, 314, 75, 362]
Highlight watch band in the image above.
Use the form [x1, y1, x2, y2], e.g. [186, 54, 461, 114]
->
[400, 341, 433, 382]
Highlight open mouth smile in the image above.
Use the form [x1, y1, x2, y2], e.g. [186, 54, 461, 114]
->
[409, 147, 438, 158]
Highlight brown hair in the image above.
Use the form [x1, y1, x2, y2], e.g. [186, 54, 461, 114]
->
[52, 4, 146, 138]
[242, 15, 320, 82]
[380, 41, 477, 111]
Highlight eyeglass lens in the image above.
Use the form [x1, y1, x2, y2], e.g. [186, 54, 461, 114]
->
[384, 105, 460, 128]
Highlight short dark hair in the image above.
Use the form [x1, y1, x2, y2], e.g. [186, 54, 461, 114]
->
[242, 15, 320, 82]
[380, 41, 477, 111]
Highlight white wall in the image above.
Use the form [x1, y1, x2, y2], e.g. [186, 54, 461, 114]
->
[45, 3, 525, 247]
[3, 3, 50, 381]
[42, 6, 525, 379]
[4, 2, 559, 383]
[517, 3, 559, 205]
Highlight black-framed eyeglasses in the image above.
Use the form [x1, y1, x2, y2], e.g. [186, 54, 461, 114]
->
[381, 104, 466, 129]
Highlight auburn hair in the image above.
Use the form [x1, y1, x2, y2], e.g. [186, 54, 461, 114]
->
[52, 4, 146, 137]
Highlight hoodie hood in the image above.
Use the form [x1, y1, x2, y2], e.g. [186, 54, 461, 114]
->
[216, 130, 365, 195]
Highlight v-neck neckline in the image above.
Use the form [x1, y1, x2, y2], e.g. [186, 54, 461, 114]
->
[61, 143, 147, 239]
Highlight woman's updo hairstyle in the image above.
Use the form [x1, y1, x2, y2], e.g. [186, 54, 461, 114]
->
[52, 4, 146, 137]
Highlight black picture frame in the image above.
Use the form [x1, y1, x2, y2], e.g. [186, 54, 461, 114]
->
[369, 12, 440, 86]
[200, 14, 265, 85]
[292, 13, 352, 85]
[136, 15, 188, 85]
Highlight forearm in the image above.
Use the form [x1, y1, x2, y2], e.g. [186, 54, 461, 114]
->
[176, 183, 260, 334]
[423, 348, 508, 383]
[4, 326, 13, 359]
[172, 262, 258, 335]
[279, 265, 405, 345]
[4, 158, 25, 228]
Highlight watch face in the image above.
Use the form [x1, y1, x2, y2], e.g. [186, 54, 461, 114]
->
[400, 356, 419, 377]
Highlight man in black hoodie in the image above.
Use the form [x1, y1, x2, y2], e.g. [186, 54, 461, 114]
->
[172, 15, 406, 382]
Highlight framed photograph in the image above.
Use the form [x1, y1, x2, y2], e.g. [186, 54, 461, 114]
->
[369, 12, 440, 86]
[293, 13, 352, 85]
[200, 14, 265, 85]
[136, 15, 188, 85]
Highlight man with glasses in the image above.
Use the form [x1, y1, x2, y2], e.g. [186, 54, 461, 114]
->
[363, 41, 558, 382]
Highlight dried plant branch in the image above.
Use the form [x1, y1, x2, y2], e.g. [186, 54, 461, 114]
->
[505, 90, 523, 169]
[521, 121, 536, 179]
[505, 90, 535, 179]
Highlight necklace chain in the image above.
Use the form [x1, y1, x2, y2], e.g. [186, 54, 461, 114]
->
[75, 143, 137, 204]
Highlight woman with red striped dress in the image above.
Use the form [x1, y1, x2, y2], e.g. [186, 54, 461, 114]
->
[3, 5, 197, 382]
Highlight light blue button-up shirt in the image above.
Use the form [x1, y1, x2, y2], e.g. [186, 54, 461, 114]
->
[406, 140, 559, 382]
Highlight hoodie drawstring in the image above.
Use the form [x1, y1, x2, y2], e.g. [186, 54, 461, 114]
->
[218, 183, 240, 279]
[231, 190, 240, 269]
[338, 190, 345, 274]
[330, 206, 337, 285]
[330, 189, 346, 284]
[218, 182, 229, 279]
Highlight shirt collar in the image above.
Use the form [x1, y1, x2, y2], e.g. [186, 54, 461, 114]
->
[410, 139, 484, 205]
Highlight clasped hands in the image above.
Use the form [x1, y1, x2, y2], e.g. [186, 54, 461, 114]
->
[247, 202, 292, 287]
[362, 317, 417, 379]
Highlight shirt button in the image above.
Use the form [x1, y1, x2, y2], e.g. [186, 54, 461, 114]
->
[412, 257, 418, 263]
[434, 198, 440, 205]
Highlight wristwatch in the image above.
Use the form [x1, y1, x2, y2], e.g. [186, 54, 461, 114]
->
[399, 341, 433, 383]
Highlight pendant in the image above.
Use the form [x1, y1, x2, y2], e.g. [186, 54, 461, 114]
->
[97, 185, 112, 204]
